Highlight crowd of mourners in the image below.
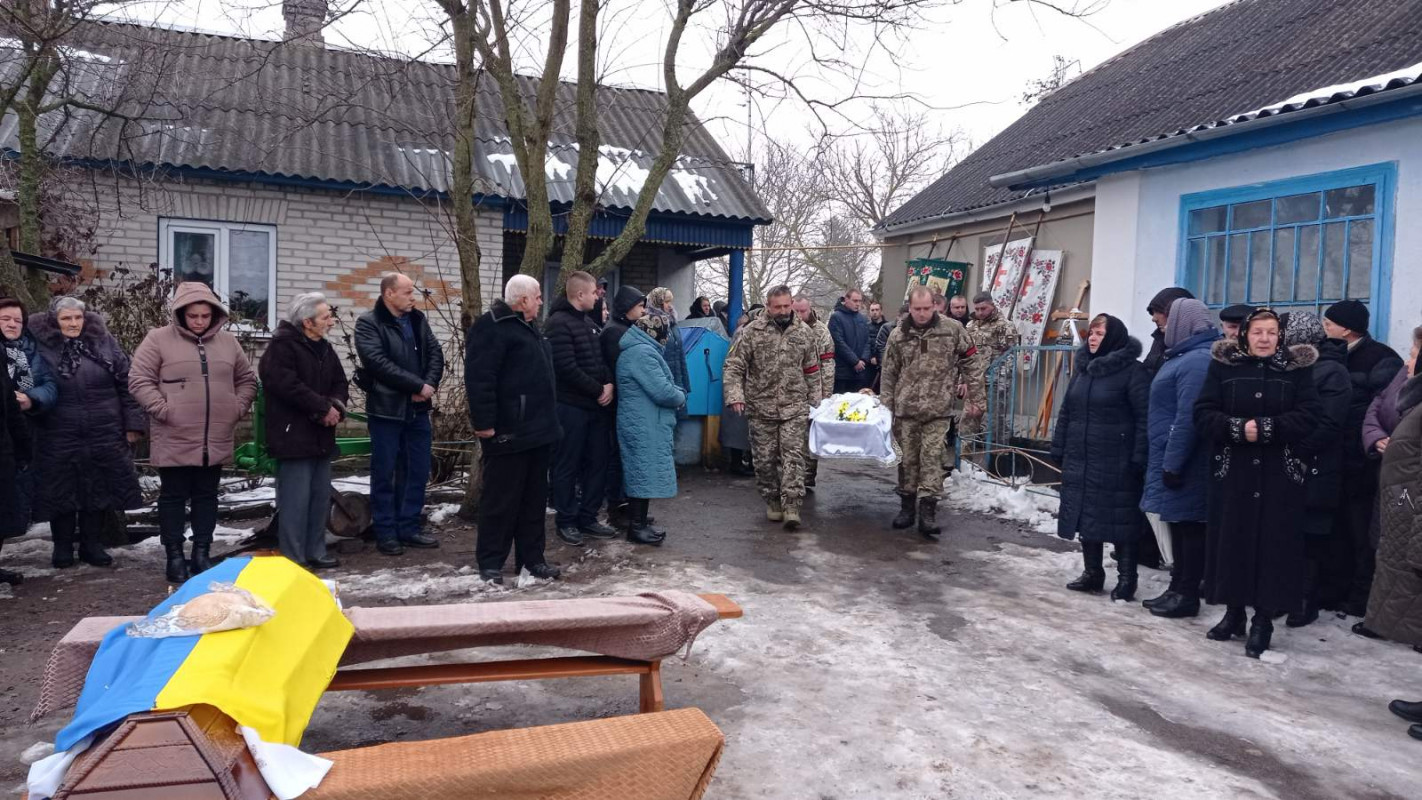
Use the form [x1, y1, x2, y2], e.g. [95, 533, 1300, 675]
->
[5, 270, 1422, 735]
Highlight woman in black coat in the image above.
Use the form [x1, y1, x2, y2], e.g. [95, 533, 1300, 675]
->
[1051, 314, 1151, 600]
[0, 348, 33, 584]
[28, 297, 146, 568]
[1194, 309, 1323, 658]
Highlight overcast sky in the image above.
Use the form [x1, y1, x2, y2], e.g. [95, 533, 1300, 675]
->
[123, 0, 1238, 162]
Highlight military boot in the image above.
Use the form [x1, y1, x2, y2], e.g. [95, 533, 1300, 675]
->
[766, 500, 784, 522]
[891, 493, 916, 529]
[917, 498, 942, 539]
[782, 505, 802, 531]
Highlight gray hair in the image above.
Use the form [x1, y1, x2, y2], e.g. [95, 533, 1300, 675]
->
[287, 292, 329, 326]
[505, 274, 540, 304]
[51, 295, 85, 314]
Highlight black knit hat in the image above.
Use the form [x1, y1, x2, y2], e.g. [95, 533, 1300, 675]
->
[1324, 299, 1369, 335]
[1218, 304, 1253, 325]
[1146, 287, 1194, 316]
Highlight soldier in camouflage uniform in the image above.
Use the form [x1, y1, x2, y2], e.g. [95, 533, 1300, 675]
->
[964, 291, 1019, 447]
[794, 296, 836, 489]
[723, 287, 823, 530]
[882, 286, 986, 538]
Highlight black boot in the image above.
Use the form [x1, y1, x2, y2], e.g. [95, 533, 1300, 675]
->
[0, 541, 21, 586]
[1245, 610, 1274, 658]
[51, 514, 76, 569]
[1207, 606, 1247, 641]
[917, 498, 941, 539]
[1067, 542, 1106, 593]
[891, 493, 916, 529]
[165, 541, 190, 584]
[1150, 591, 1201, 618]
[77, 512, 113, 567]
[626, 499, 663, 546]
[189, 543, 213, 575]
[1111, 544, 1138, 601]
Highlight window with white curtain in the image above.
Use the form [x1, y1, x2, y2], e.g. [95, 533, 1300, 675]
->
[159, 219, 277, 330]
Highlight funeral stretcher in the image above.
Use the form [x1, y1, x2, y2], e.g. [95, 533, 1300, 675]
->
[29, 556, 741, 800]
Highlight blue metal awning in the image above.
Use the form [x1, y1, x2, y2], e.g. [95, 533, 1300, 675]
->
[503, 206, 754, 249]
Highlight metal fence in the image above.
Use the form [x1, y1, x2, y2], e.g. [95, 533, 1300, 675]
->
[960, 344, 1077, 485]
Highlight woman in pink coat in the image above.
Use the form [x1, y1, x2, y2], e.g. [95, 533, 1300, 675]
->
[129, 282, 257, 582]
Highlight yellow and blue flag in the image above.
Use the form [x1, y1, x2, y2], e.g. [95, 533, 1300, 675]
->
[56, 556, 353, 751]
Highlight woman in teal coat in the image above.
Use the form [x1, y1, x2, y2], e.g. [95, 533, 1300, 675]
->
[616, 315, 686, 546]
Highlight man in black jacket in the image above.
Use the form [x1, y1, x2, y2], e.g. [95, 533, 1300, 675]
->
[544, 271, 618, 546]
[599, 285, 646, 521]
[1322, 299, 1404, 618]
[467, 275, 562, 583]
[354, 272, 445, 556]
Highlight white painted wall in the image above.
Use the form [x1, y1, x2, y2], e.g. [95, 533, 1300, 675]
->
[1093, 116, 1422, 352]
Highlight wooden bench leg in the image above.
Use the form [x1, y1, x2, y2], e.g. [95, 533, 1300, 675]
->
[639, 660, 665, 713]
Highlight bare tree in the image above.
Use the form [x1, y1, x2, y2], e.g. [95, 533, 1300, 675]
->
[817, 106, 965, 230]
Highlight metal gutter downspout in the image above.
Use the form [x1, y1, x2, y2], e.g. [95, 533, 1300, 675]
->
[988, 82, 1422, 190]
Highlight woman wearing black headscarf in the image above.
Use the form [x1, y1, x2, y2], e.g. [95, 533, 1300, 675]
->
[1194, 309, 1322, 658]
[1051, 314, 1150, 600]
[688, 296, 713, 319]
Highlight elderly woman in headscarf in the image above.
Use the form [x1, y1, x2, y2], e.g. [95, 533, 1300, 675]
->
[615, 314, 687, 546]
[1194, 308, 1323, 658]
[1276, 310, 1352, 628]
[645, 287, 690, 414]
[1051, 314, 1150, 601]
[0, 296, 58, 553]
[28, 296, 145, 568]
[688, 296, 713, 319]
[1140, 298, 1219, 619]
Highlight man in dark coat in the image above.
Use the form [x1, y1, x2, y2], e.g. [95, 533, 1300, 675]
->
[828, 289, 871, 394]
[467, 275, 563, 584]
[0, 346, 33, 584]
[1143, 287, 1195, 376]
[1051, 315, 1150, 600]
[1194, 313, 1323, 658]
[355, 272, 445, 555]
[544, 270, 618, 546]
[599, 284, 646, 521]
[1275, 311, 1352, 628]
[1321, 299, 1404, 617]
[1218, 304, 1252, 340]
[866, 300, 886, 389]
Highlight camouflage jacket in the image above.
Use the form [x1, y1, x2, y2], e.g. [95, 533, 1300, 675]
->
[881, 313, 986, 420]
[968, 311, 1019, 381]
[809, 319, 836, 399]
[723, 314, 823, 420]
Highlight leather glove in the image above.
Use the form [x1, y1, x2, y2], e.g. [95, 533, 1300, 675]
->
[1162, 471, 1185, 490]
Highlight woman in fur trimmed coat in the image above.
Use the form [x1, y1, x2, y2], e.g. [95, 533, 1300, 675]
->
[1194, 309, 1323, 658]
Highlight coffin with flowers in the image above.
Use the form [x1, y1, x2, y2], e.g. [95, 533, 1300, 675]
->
[808, 393, 897, 465]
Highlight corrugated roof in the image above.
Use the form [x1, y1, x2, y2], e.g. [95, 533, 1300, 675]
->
[0, 21, 770, 223]
[879, 0, 1422, 233]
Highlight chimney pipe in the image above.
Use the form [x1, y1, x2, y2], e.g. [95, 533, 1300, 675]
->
[283, 0, 328, 44]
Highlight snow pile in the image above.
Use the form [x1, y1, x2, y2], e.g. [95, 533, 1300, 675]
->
[943, 462, 1058, 533]
[19, 742, 53, 765]
[427, 503, 462, 525]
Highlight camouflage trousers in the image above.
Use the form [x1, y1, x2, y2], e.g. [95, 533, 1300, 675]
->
[749, 416, 809, 509]
[895, 417, 952, 500]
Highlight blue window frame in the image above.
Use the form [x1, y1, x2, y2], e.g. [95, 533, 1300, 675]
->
[1177, 163, 1396, 337]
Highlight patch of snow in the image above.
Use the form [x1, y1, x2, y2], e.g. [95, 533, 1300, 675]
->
[1240, 61, 1422, 119]
[671, 171, 716, 205]
[20, 742, 53, 765]
[428, 503, 461, 525]
[942, 462, 1058, 533]
[594, 145, 650, 197]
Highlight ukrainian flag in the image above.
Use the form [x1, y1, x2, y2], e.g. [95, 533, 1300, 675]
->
[56, 556, 353, 751]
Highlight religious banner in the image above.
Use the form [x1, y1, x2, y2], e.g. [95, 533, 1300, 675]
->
[982, 238, 1034, 311]
[904, 258, 968, 302]
[1008, 249, 1064, 373]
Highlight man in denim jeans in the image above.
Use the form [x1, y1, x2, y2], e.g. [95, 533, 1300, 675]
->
[355, 273, 445, 555]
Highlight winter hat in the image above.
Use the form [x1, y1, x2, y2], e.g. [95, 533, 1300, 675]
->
[1280, 310, 1325, 347]
[1218, 304, 1253, 325]
[1146, 286, 1194, 316]
[611, 285, 646, 318]
[1324, 300, 1369, 334]
[1163, 298, 1215, 348]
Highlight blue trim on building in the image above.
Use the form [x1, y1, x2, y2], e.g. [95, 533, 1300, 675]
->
[1009, 94, 1422, 191]
[1174, 162, 1397, 338]
[503, 206, 756, 249]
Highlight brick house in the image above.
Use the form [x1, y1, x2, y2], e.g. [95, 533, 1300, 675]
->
[1, 12, 768, 344]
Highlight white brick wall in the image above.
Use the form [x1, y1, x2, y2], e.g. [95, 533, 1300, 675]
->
[83, 173, 506, 340]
